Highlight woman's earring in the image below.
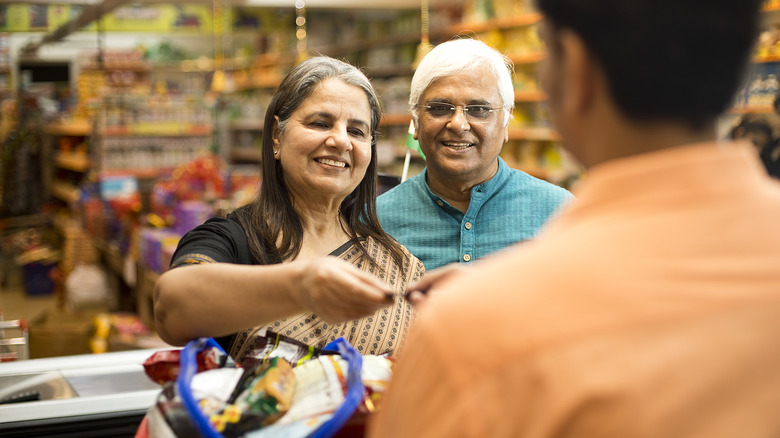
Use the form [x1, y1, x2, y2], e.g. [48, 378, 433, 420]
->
[273, 149, 278, 156]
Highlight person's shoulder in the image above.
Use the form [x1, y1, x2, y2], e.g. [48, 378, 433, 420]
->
[379, 174, 422, 199]
[377, 173, 428, 211]
[200, 212, 245, 232]
[505, 168, 573, 197]
[179, 208, 248, 242]
[366, 235, 425, 271]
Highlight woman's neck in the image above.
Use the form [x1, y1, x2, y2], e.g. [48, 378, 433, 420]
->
[289, 204, 351, 261]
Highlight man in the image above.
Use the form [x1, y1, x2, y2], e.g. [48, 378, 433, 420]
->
[370, 1, 780, 437]
[377, 38, 572, 270]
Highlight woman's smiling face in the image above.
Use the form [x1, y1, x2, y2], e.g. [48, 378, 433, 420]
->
[273, 77, 373, 205]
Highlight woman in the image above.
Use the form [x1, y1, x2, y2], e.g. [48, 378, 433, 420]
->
[154, 57, 425, 361]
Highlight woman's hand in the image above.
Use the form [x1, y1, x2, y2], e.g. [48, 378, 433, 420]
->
[294, 257, 394, 323]
[404, 263, 471, 305]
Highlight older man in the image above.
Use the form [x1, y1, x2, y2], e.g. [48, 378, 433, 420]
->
[377, 38, 572, 270]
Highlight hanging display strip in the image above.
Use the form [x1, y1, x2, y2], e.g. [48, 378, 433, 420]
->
[0, 3, 215, 33]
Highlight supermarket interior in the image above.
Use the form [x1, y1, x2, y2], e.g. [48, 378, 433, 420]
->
[0, 0, 778, 363]
[0, 0, 780, 436]
[0, 0, 581, 361]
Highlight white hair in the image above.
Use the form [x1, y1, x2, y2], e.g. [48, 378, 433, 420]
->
[409, 38, 515, 126]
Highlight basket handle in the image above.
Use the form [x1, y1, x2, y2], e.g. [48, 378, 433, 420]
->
[177, 337, 225, 438]
[310, 337, 364, 438]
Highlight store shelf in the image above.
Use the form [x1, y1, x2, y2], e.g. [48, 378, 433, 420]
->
[100, 124, 212, 137]
[45, 120, 91, 137]
[508, 51, 547, 65]
[0, 213, 50, 231]
[230, 148, 263, 163]
[753, 54, 780, 63]
[95, 239, 124, 278]
[729, 105, 774, 114]
[763, 2, 780, 12]
[312, 31, 425, 58]
[363, 64, 416, 78]
[380, 114, 413, 127]
[99, 168, 173, 179]
[233, 75, 283, 92]
[229, 119, 264, 131]
[508, 126, 560, 142]
[79, 62, 151, 72]
[50, 181, 81, 203]
[247, 52, 298, 69]
[514, 90, 548, 102]
[448, 12, 544, 34]
[55, 152, 91, 172]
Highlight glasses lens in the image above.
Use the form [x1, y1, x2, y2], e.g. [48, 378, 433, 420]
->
[425, 104, 454, 118]
[465, 105, 493, 120]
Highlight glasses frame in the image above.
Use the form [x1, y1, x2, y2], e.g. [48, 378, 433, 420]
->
[416, 102, 504, 122]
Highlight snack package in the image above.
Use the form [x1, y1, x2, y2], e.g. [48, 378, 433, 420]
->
[143, 346, 227, 385]
[240, 329, 322, 370]
[212, 357, 296, 437]
[140, 334, 395, 438]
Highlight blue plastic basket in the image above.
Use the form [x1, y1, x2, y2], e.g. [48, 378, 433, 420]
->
[177, 337, 364, 438]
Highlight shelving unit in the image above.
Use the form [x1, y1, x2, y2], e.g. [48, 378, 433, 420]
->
[15, 1, 583, 323]
[723, 3, 780, 137]
[214, 3, 581, 184]
[44, 120, 92, 205]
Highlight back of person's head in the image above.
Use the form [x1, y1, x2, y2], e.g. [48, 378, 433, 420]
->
[535, 0, 763, 129]
[409, 37, 515, 126]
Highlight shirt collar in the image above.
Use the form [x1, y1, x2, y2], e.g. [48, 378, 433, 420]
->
[418, 157, 510, 205]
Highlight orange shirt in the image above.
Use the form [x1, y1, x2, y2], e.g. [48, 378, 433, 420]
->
[369, 142, 780, 438]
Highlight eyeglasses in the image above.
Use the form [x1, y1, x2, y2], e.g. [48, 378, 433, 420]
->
[417, 102, 503, 122]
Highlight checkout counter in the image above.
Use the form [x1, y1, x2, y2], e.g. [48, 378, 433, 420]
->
[0, 348, 169, 437]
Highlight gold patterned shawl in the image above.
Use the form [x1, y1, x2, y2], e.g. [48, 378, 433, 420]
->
[229, 236, 425, 363]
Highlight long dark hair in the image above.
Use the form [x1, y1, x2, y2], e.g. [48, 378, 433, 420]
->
[236, 56, 405, 268]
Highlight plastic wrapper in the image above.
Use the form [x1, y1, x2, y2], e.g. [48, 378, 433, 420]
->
[140, 333, 395, 438]
[212, 357, 295, 436]
[143, 345, 227, 385]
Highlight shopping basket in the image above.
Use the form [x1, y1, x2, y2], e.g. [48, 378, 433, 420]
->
[142, 336, 365, 438]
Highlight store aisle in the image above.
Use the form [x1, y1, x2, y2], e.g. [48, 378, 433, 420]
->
[0, 260, 57, 324]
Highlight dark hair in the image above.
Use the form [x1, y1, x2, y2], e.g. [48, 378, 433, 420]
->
[236, 56, 405, 268]
[535, 0, 763, 128]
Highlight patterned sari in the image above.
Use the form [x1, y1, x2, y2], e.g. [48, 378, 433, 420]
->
[228, 237, 425, 362]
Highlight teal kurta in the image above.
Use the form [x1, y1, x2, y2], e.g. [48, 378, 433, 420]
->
[377, 157, 573, 270]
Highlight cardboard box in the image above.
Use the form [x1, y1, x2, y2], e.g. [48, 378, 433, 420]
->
[28, 309, 99, 358]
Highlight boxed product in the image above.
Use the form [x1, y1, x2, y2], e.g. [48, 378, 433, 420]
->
[28, 309, 100, 358]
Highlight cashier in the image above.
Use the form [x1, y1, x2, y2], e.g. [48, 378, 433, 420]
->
[153, 56, 424, 362]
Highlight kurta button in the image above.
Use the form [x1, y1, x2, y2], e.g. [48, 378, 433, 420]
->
[437, 200, 444, 207]
[463, 254, 471, 262]
[464, 222, 472, 230]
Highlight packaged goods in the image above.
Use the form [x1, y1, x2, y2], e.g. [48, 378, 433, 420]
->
[139, 332, 394, 438]
[213, 357, 296, 436]
[143, 345, 227, 385]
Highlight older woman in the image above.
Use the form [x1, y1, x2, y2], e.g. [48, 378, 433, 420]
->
[154, 56, 424, 361]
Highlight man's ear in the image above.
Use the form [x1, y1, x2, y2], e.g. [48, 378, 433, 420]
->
[503, 108, 513, 142]
[412, 118, 420, 141]
[558, 29, 595, 120]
